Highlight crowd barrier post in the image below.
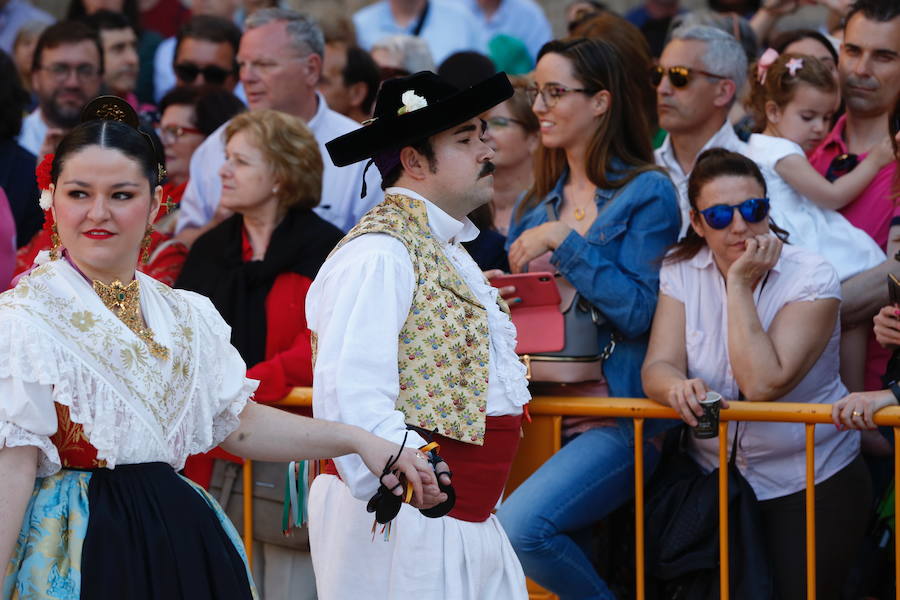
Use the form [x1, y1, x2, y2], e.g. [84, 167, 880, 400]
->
[260, 390, 900, 599]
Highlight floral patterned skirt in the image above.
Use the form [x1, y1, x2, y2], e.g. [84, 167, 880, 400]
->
[3, 463, 257, 600]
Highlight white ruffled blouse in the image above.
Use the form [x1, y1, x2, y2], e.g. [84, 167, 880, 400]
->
[0, 259, 258, 477]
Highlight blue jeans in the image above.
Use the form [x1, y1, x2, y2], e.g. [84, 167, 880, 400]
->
[497, 425, 661, 600]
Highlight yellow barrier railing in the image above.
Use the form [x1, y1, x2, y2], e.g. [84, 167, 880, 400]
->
[242, 389, 900, 600]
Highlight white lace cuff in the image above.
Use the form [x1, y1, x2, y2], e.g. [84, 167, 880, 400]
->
[0, 420, 60, 478]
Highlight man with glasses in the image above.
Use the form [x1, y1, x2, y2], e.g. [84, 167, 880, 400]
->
[809, 0, 900, 394]
[171, 15, 241, 94]
[175, 8, 381, 244]
[153, 3, 242, 103]
[652, 25, 750, 237]
[18, 21, 103, 158]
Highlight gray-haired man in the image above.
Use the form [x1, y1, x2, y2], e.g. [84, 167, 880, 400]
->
[175, 8, 382, 246]
[653, 25, 749, 237]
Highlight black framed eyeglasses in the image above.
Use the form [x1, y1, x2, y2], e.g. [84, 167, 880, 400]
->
[824, 153, 859, 182]
[174, 62, 232, 85]
[486, 116, 525, 129]
[698, 197, 770, 229]
[40, 62, 100, 81]
[525, 83, 592, 108]
[650, 65, 727, 89]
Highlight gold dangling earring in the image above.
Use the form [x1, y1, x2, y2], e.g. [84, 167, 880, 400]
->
[139, 225, 153, 265]
[49, 223, 61, 261]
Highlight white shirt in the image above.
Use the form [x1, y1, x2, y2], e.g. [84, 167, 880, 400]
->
[745, 133, 884, 281]
[17, 109, 47, 158]
[306, 187, 530, 501]
[461, 0, 551, 61]
[659, 244, 860, 500]
[353, 0, 487, 66]
[175, 93, 382, 234]
[655, 120, 751, 239]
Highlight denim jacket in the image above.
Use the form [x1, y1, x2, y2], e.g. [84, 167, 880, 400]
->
[508, 166, 681, 402]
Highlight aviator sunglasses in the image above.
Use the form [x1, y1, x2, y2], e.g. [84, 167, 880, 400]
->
[650, 65, 727, 88]
[698, 197, 770, 229]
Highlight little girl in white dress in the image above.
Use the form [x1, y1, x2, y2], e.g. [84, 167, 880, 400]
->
[744, 51, 894, 391]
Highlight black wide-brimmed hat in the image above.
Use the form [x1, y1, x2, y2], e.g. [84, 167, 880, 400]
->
[326, 71, 514, 167]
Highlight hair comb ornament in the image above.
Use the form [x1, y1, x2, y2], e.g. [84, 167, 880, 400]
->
[757, 48, 779, 84]
[80, 96, 166, 184]
[81, 96, 140, 128]
[785, 57, 804, 77]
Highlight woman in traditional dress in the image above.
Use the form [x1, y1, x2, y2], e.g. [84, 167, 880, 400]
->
[0, 97, 436, 600]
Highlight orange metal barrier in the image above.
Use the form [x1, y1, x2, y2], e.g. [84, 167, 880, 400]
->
[242, 389, 900, 600]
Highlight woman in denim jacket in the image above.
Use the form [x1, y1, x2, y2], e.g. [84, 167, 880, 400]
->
[497, 37, 680, 599]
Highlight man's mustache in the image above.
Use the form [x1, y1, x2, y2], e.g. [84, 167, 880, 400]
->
[479, 162, 496, 178]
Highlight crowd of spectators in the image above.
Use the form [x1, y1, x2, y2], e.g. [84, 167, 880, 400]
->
[1, 0, 899, 598]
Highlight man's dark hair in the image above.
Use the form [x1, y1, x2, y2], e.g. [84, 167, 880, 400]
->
[437, 51, 496, 90]
[0, 49, 30, 140]
[174, 15, 242, 70]
[159, 85, 246, 136]
[380, 139, 436, 189]
[67, 0, 140, 32]
[343, 46, 380, 114]
[31, 20, 104, 75]
[845, 0, 900, 27]
[80, 9, 135, 35]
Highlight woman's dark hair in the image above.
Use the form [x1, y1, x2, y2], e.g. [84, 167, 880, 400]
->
[516, 37, 661, 221]
[0, 49, 30, 140]
[52, 120, 161, 191]
[159, 85, 246, 137]
[770, 29, 839, 65]
[666, 148, 788, 263]
[571, 12, 658, 135]
[67, 0, 140, 32]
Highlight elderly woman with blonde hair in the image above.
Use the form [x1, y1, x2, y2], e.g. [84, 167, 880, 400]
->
[175, 108, 346, 597]
[176, 108, 344, 457]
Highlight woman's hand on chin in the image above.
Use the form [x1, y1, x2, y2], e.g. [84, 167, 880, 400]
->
[508, 222, 571, 274]
[727, 234, 782, 289]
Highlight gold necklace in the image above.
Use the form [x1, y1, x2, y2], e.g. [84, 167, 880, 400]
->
[92, 278, 170, 360]
[574, 207, 586, 221]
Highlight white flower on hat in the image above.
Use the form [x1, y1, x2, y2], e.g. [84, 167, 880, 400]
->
[398, 90, 428, 115]
[39, 189, 53, 210]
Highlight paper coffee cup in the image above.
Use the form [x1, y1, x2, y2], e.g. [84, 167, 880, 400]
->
[693, 391, 722, 439]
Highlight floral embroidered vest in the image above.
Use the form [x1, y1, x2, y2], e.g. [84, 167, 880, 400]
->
[329, 194, 504, 445]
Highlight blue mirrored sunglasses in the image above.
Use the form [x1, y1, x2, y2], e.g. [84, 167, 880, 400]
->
[698, 197, 770, 230]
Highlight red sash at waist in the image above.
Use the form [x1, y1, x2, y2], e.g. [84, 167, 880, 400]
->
[323, 413, 523, 523]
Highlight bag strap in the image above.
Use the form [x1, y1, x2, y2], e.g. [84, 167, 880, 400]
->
[543, 185, 625, 357]
[410, 1, 430, 36]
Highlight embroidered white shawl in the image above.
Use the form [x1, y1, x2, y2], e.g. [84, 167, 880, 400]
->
[0, 260, 257, 474]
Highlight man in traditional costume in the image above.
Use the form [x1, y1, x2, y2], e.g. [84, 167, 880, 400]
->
[306, 71, 531, 599]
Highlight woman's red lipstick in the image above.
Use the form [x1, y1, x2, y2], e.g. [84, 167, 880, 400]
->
[82, 229, 115, 239]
